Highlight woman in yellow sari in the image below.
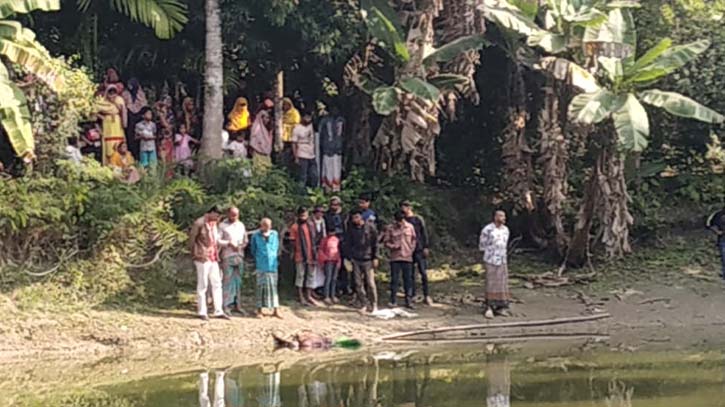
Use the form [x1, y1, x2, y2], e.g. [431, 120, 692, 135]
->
[109, 142, 140, 184]
[226, 97, 251, 135]
[282, 97, 300, 143]
[96, 85, 127, 165]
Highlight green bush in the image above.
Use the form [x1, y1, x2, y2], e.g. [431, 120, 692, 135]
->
[2, 157, 475, 310]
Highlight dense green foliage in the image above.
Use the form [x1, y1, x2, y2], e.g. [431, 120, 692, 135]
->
[0, 158, 469, 309]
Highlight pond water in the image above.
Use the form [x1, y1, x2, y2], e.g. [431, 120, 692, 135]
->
[12, 343, 725, 406]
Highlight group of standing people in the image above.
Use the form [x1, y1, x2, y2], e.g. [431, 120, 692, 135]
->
[188, 195, 514, 321]
[187, 193, 454, 321]
[73, 68, 347, 190]
[72, 68, 201, 182]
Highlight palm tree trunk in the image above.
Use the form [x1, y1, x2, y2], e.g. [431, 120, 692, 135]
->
[199, 0, 223, 160]
[273, 69, 284, 153]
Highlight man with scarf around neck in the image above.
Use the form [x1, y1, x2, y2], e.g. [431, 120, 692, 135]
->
[288, 207, 322, 306]
[188, 206, 230, 321]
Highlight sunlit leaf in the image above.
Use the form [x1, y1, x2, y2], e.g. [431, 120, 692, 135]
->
[372, 86, 398, 115]
[527, 31, 567, 53]
[0, 66, 33, 157]
[361, 0, 409, 62]
[80, 0, 188, 39]
[626, 37, 672, 74]
[613, 93, 649, 152]
[0, 0, 59, 19]
[639, 89, 725, 124]
[481, 0, 541, 36]
[536, 57, 600, 92]
[568, 89, 617, 124]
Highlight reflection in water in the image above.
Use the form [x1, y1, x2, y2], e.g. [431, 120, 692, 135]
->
[15, 346, 725, 407]
[199, 371, 225, 407]
[486, 358, 510, 407]
[260, 371, 282, 407]
[196, 352, 510, 407]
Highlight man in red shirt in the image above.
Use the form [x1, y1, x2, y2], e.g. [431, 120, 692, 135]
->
[188, 206, 229, 320]
[288, 207, 322, 306]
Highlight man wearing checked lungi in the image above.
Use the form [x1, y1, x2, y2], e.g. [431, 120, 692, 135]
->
[479, 209, 512, 319]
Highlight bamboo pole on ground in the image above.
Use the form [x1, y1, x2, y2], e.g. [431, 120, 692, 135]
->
[380, 313, 611, 341]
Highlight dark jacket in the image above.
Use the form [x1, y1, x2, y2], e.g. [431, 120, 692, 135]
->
[344, 222, 378, 261]
[707, 209, 725, 244]
[324, 210, 345, 235]
[405, 215, 429, 253]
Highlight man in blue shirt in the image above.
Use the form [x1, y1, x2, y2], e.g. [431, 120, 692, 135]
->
[358, 192, 379, 229]
[250, 218, 282, 318]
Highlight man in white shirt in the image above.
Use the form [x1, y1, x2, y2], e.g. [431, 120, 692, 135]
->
[292, 111, 319, 188]
[479, 209, 511, 319]
[218, 206, 248, 315]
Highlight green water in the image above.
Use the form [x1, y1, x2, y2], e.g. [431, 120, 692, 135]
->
[12, 344, 725, 406]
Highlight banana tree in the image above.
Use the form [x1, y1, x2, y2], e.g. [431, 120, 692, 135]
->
[354, 0, 560, 180]
[490, 0, 639, 257]
[0, 0, 65, 159]
[567, 38, 724, 260]
[354, 0, 490, 181]
[531, 1, 638, 256]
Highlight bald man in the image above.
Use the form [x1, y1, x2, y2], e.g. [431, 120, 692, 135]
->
[219, 207, 248, 315]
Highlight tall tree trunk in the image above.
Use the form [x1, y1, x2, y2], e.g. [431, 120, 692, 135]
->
[199, 0, 223, 160]
[347, 91, 372, 167]
[597, 143, 633, 258]
[566, 164, 599, 268]
[501, 63, 534, 213]
[273, 69, 284, 153]
[537, 83, 569, 256]
[566, 129, 632, 266]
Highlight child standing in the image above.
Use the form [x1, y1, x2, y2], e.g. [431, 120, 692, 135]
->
[174, 123, 199, 175]
[135, 107, 157, 168]
[318, 224, 341, 305]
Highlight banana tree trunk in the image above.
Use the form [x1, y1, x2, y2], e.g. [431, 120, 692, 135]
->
[597, 143, 633, 258]
[566, 130, 632, 266]
[199, 0, 223, 160]
[501, 63, 534, 212]
[372, 0, 442, 182]
[537, 83, 569, 256]
[348, 91, 372, 167]
[566, 164, 598, 268]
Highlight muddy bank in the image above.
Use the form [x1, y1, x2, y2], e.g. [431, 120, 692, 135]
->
[3, 277, 725, 363]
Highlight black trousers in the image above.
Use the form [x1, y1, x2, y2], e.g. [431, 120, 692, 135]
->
[390, 261, 413, 306]
[411, 251, 429, 298]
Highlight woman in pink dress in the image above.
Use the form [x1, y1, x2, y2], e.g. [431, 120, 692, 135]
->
[174, 123, 199, 175]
